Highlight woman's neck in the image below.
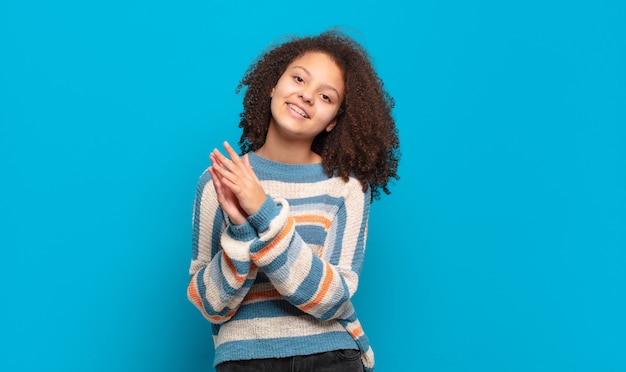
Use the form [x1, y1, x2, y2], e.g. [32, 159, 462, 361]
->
[255, 137, 322, 164]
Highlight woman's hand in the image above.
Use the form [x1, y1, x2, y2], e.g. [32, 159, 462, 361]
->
[210, 141, 267, 218]
[208, 155, 247, 225]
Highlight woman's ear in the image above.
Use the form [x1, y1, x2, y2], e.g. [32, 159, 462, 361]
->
[270, 87, 275, 97]
[325, 119, 337, 132]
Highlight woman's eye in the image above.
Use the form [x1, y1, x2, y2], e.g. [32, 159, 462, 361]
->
[294, 76, 304, 83]
[321, 94, 332, 102]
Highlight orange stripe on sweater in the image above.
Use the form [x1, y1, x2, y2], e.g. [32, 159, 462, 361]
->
[293, 215, 332, 229]
[252, 217, 294, 262]
[243, 288, 282, 303]
[187, 278, 211, 319]
[206, 309, 236, 322]
[222, 253, 246, 283]
[188, 277, 236, 322]
[300, 262, 334, 312]
[349, 325, 364, 338]
[187, 278, 203, 308]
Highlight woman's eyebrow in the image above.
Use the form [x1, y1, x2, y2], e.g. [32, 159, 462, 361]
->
[292, 65, 311, 76]
[292, 66, 341, 97]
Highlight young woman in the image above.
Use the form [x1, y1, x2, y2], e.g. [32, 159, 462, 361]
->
[187, 30, 400, 372]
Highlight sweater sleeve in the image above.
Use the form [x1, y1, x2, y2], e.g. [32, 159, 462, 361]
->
[247, 179, 370, 321]
[187, 169, 258, 324]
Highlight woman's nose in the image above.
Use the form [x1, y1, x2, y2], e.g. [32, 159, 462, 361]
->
[298, 90, 314, 104]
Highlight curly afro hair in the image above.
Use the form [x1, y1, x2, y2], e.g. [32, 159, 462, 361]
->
[236, 30, 400, 201]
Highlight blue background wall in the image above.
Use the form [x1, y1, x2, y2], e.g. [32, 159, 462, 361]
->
[1, 1, 624, 371]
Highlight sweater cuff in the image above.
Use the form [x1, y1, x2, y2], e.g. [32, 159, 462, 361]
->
[221, 222, 256, 263]
[247, 196, 281, 233]
[226, 221, 257, 242]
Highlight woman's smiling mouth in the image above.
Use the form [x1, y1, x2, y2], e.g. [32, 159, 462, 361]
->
[287, 103, 309, 119]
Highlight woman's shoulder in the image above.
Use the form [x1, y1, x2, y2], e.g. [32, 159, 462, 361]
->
[326, 174, 369, 200]
[194, 166, 215, 196]
[197, 166, 213, 183]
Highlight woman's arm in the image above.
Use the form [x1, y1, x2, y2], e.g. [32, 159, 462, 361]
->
[208, 142, 370, 321]
[187, 169, 258, 324]
[247, 180, 370, 321]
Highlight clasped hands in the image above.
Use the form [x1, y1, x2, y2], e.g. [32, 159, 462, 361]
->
[208, 141, 267, 226]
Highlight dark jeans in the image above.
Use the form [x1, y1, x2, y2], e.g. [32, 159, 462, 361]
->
[215, 349, 364, 372]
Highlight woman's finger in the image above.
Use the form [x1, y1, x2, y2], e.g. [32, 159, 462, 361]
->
[211, 154, 239, 195]
[212, 145, 256, 189]
[208, 164, 226, 193]
[223, 141, 243, 166]
[212, 149, 232, 169]
[243, 154, 262, 184]
[212, 142, 244, 175]
[211, 159, 241, 190]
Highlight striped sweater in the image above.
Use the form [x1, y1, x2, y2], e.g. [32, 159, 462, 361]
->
[187, 152, 374, 371]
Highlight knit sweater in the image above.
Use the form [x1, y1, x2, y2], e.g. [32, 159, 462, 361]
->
[187, 152, 374, 371]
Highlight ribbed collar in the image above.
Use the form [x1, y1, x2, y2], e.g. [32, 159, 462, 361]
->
[248, 151, 329, 183]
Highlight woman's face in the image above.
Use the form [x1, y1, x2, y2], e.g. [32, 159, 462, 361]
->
[268, 51, 344, 143]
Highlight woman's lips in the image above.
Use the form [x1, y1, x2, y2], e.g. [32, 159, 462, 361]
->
[287, 103, 309, 118]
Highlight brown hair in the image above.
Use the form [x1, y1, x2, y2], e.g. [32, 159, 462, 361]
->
[236, 30, 400, 201]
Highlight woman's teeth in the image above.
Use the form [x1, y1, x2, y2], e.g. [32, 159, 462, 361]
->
[288, 104, 309, 118]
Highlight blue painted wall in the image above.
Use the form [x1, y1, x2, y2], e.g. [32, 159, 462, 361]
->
[1, 1, 624, 371]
